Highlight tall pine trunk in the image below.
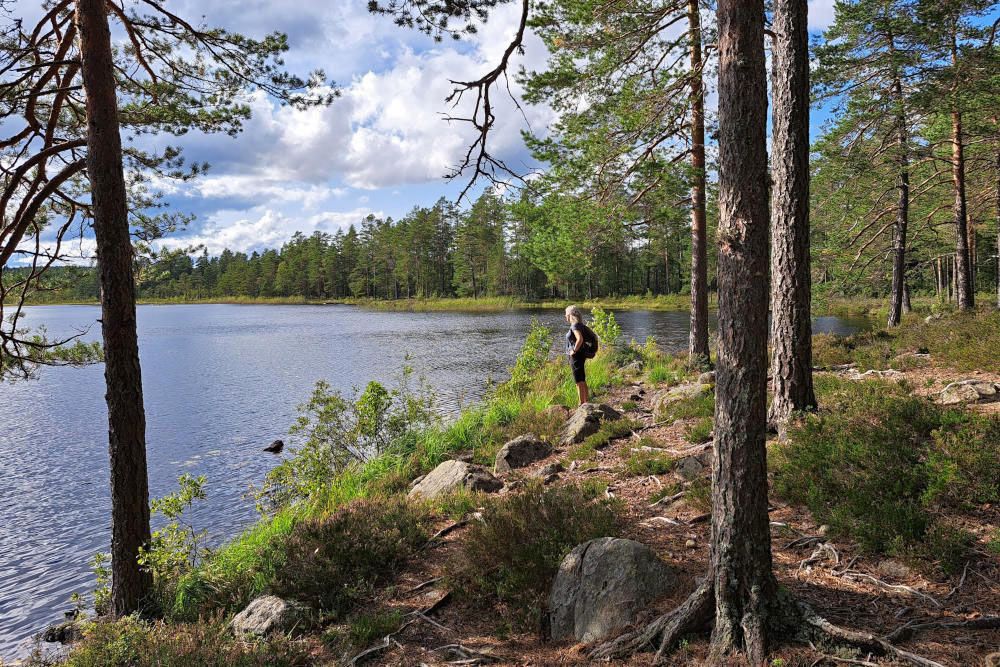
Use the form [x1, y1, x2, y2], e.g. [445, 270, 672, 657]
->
[769, 0, 815, 425]
[710, 0, 779, 660]
[77, 0, 153, 616]
[687, 0, 710, 365]
[951, 33, 974, 310]
[886, 35, 909, 328]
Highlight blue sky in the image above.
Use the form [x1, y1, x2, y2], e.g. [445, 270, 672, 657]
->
[28, 1, 841, 259]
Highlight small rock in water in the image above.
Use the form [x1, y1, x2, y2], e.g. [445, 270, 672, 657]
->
[262, 439, 284, 454]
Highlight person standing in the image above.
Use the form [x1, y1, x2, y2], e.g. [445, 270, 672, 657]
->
[564, 305, 597, 405]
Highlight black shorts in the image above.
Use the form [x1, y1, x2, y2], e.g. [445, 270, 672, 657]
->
[569, 353, 586, 383]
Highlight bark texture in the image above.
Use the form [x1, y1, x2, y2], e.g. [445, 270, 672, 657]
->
[768, 0, 815, 425]
[886, 30, 909, 329]
[952, 108, 974, 310]
[687, 0, 710, 365]
[77, 0, 153, 616]
[711, 0, 779, 661]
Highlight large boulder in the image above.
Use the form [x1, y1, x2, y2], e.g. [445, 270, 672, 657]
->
[494, 434, 552, 474]
[408, 460, 503, 500]
[560, 403, 622, 446]
[231, 595, 306, 636]
[548, 538, 677, 644]
[938, 379, 1000, 406]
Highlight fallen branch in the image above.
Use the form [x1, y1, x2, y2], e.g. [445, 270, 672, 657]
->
[432, 643, 505, 664]
[884, 615, 1000, 643]
[349, 634, 406, 666]
[649, 490, 686, 508]
[836, 570, 940, 608]
[423, 519, 469, 549]
[403, 576, 442, 597]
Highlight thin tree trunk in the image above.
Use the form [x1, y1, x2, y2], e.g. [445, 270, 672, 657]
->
[996, 150, 1000, 308]
[769, 0, 815, 425]
[710, 0, 781, 660]
[951, 35, 974, 310]
[886, 34, 909, 328]
[77, 0, 153, 616]
[688, 0, 710, 365]
[902, 282, 912, 313]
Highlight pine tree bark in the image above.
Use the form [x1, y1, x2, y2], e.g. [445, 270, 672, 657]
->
[710, 0, 780, 660]
[886, 34, 910, 328]
[951, 33, 974, 311]
[996, 150, 999, 309]
[768, 0, 815, 425]
[76, 0, 153, 616]
[687, 0, 710, 366]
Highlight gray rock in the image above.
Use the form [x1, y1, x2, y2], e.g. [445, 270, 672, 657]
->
[652, 383, 712, 414]
[408, 460, 504, 500]
[532, 461, 565, 484]
[231, 595, 306, 636]
[548, 537, 677, 643]
[676, 455, 706, 480]
[42, 621, 81, 644]
[697, 371, 716, 385]
[560, 403, 622, 446]
[622, 360, 644, 374]
[494, 434, 552, 474]
[543, 404, 572, 421]
[938, 379, 1000, 406]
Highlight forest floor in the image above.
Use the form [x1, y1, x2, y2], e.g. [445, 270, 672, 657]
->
[315, 360, 1000, 667]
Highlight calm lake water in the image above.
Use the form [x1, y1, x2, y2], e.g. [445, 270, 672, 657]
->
[0, 304, 867, 658]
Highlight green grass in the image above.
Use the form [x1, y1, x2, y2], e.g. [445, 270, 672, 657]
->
[684, 417, 714, 444]
[813, 310, 1000, 373]
[624, 450, 674, 476]
[659, 390, 715, 421]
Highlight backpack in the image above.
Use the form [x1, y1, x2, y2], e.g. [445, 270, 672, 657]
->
[579, 324, 599, 359]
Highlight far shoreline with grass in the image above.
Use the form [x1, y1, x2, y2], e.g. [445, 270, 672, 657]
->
[23, 292, 998, 318]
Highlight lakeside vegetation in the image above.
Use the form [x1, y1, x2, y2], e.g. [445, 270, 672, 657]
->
[18, 310, 1000, 665]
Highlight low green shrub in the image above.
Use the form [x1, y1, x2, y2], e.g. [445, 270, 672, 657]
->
[61, 616, 308, 667]
[270, 496, 429, 617]
[346, 609, 403, 651]
[771, 375, 992, 573]
[659, 390, 715, 421]
[625, 450, 674, 476]
[684, 417, 713, 444]
[925, 413, 1000, 507]
[445, 483, 620, 628]
[685, 476, 712, 514]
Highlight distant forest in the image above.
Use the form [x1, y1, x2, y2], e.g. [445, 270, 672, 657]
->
[30, 190, 712, 303]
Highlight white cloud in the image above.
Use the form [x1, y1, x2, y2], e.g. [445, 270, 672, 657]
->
[159, 207, 378, 256]
[809, 0, 838, 31]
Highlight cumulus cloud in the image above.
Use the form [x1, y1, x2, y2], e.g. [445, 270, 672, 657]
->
[160, 206, 379, 256]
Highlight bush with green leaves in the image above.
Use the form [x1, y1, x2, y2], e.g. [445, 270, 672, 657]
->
[496, 318, 553, 399]
[270, 496, 429, 617]
[445, 482, 620, 628]
[254, 367, 437, 511]
[589, 306, 621, 349]
[138, 474, 209, 611]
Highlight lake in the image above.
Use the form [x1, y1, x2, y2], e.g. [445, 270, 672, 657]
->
[0, 304, 867, 658]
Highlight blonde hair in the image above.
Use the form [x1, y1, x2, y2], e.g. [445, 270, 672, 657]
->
[565, 305, 584, 324]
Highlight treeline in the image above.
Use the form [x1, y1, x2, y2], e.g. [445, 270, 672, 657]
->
[36, 190, 708, 303]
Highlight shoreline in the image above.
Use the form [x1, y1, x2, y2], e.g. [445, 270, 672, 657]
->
[13, 294, 915, 317]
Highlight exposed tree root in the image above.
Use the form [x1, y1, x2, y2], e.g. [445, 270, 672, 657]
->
[589, 584, 955, 667]
[884, 615, 1000, 643]
[589, 581, 713, 661]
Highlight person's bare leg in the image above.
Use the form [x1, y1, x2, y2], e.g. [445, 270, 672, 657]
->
[578, 381, 589, 405]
